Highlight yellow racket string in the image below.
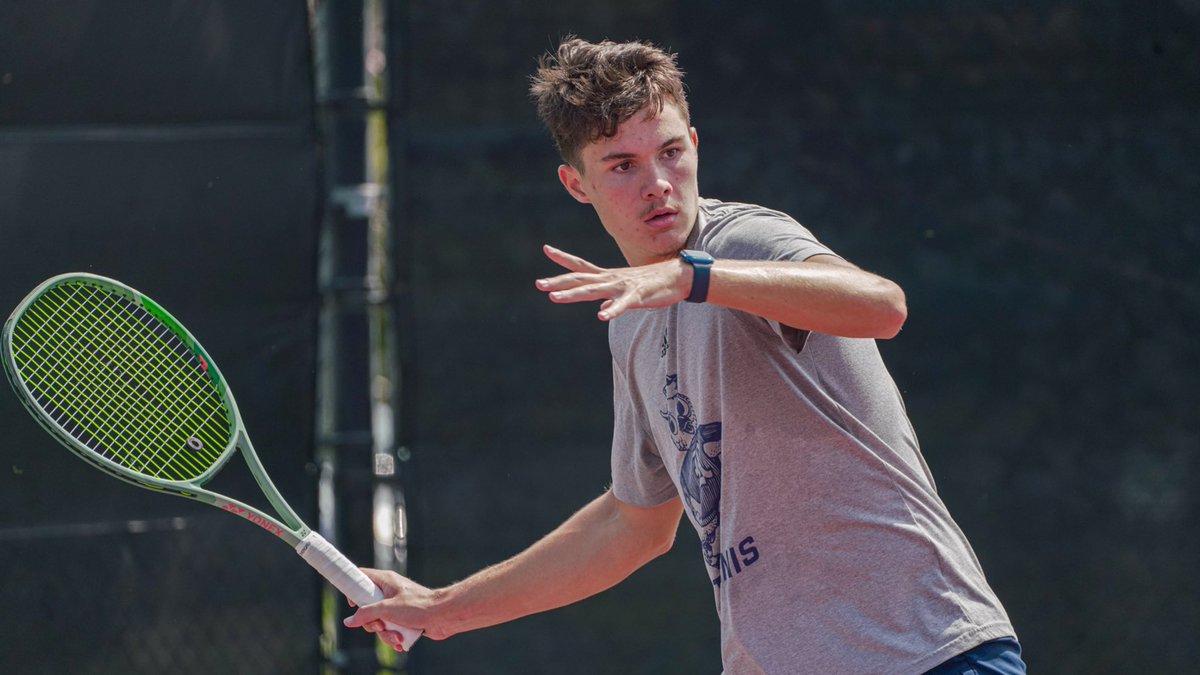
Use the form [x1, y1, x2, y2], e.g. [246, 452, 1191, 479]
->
[9, 281, 232, 481]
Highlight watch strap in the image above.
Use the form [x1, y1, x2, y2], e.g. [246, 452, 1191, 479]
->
[680, 249, 714, 303]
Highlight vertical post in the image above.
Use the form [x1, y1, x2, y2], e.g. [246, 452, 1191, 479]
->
[364, 0, 415, 669]
[310, 0, 410, 672]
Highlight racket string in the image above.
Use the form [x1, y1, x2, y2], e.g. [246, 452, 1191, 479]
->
[86, 291, 226, 474]
[13, 289, 163, 470]
[13, 286, 195, 477]
[21, 284, 225, 478]
[79, 285, 229, 475]
[16, 287, 178, 473]
[10, 281, 232, 481]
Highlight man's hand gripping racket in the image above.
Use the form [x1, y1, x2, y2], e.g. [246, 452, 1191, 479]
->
[0, 273, 421, 650]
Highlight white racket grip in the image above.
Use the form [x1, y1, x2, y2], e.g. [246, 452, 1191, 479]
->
[296, 532, 423, 649]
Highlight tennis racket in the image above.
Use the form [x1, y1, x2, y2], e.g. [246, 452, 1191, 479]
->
[1, 272, 421, 650]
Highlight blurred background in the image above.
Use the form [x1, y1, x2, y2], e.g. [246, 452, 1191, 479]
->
[1, 1, 1197, 673]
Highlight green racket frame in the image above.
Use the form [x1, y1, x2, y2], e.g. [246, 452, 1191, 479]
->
[2, 273, 307, 544]
[1, 273, 421, 649]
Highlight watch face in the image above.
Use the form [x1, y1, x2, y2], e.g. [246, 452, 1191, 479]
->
[681, 249, 714, 264]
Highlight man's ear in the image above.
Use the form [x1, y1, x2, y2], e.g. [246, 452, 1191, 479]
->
[557, 164, 592, 204]
[691, 127, 699, 149]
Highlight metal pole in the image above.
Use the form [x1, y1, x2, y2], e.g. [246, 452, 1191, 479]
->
[310, 0, 410, 671]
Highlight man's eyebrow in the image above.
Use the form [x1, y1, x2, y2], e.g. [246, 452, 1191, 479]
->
[598, 135, 686, 163]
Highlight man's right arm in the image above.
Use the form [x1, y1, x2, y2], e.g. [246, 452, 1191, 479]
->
[344, 489, 684, 645]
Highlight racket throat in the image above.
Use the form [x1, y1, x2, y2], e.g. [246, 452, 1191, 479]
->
[235, 432, 307, 534]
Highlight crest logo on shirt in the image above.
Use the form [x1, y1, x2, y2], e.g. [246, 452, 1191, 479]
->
[660, 375, 723, 570]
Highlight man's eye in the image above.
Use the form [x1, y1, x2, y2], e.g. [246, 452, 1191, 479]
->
[613, 161, 633, 173]
[663, 148, 680, 159]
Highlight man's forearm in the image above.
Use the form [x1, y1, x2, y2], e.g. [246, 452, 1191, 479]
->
[430, 490, 683, 636]
[706, 256, 907, 339]
[537, 246, 906, 337]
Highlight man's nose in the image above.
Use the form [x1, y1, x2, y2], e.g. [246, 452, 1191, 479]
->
[643, 164, 672, 200]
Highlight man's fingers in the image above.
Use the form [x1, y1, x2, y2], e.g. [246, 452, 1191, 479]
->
[343, 605, 382, 629]
[380, 630, 405, 648]
[358, 567, 390, 587]
[543, 244, 604, 273]
[553, 285, 634, 320]
[547, 281, 623, 304]
[536, 271, 601, 292]
[356, 619, 385, 633]
[597, 296, 632, 321]
[538, 248, 684, 320]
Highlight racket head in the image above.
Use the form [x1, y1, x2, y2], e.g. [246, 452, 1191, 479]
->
[2, 273, 244, 490]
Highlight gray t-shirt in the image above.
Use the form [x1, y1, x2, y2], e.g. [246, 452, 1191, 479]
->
[609, 198, 1015, 674]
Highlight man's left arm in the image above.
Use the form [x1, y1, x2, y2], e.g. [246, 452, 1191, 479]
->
[536, 245, 907, 339]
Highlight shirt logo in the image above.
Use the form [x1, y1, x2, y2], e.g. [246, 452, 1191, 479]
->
[660, 375, 723, 572]
[660, 374, 760, 586]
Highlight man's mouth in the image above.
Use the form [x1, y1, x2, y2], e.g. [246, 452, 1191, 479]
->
[644, 207, 679, 228]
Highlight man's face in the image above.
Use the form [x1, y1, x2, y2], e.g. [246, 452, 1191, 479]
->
[558, 103, 699, 267]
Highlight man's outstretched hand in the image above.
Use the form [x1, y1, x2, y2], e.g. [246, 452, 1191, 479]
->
[535, 245, 692, 321]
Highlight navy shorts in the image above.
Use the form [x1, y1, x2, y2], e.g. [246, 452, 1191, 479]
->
[923, 638, 1026, 675]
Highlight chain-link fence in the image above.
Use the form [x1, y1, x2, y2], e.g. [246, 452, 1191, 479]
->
[0, 513, 317, 673]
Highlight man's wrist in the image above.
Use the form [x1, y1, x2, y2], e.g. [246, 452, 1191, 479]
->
[679, 249, 715, 303]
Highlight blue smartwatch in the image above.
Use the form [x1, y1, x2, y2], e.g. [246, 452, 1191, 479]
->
[680, 249, 715, 303]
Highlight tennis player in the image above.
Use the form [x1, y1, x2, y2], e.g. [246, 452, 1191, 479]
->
[346, 37, 1024, 674]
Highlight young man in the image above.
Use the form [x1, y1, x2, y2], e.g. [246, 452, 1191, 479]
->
[345, 37, 1024, 674]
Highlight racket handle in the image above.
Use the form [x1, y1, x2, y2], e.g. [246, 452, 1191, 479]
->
[296, 531, 423, 650]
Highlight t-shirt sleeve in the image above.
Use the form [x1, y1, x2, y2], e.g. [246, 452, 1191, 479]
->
[701, 201, 840, 350]
[609, 358, 678, 507]
[700, 202, 838, 264]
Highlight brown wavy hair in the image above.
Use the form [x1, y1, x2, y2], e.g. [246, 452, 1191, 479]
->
[530, 37, 689, 169]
